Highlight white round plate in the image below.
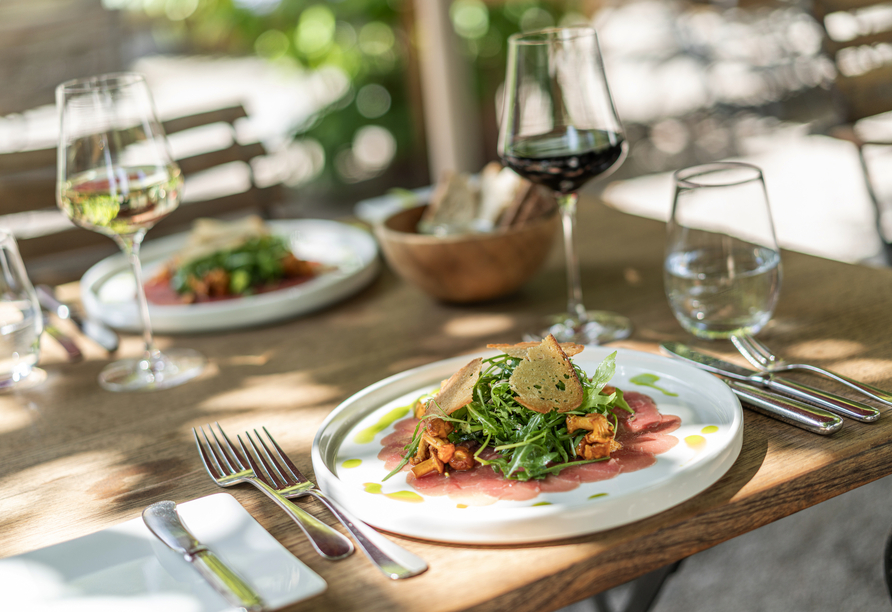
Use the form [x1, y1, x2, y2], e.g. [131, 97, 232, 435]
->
[80, 219, 379, 334]
[312, 347, 743, 544]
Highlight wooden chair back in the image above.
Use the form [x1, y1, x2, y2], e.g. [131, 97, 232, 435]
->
[810, 0, 892, 263]
[0, 104, 282, 285]
[812, 0, 892, 124]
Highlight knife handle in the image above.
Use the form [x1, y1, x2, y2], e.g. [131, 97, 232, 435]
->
[765, 377, 880, 423]
[44, 323, 83, 362]
[726, 380, 843, 435]
[191, 549, 265, 612]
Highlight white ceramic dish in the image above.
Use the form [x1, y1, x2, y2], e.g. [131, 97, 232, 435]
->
[0, 493, 326, 611]
[312, 347, 743, 544]
[80, 219, 379, 334]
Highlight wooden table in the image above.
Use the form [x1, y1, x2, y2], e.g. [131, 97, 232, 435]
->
[3, 196, 892, 611]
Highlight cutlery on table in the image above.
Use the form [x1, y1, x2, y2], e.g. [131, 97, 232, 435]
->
[143, 500, 265, 612]
[194, 423, 354, 560]
[722, 379, 842, 435]
[660, 342, 844, 434]
[36, 285, 119, 353]
[661, 341, 879, 423]
[243, 426, 428, 580]
[42, 314, 82, 362]
[732, 333, 892, 407]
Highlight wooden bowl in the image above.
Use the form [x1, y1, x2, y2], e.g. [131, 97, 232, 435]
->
[374, 205, 560, 303]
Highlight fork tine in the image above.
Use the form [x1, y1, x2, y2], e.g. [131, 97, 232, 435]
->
[193, 426, 225, 480]
[239, 433, 280, 487]
[252, 428, 299, 486]
[201, 425, 232, 476]
[212, 422, 248, 472]
[731, 334, 769, 369]
[205, 425, 238, 475]
[261, 426, 308, 484]
[745, 334, 778, 364]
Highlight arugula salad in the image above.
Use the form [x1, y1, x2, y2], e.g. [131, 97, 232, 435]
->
[169, 234, 303, 297]
[150, 216, 317, 303]
[386, 349, 632, 482]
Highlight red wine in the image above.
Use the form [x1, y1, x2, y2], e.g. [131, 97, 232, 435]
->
[501, 129, 626, 194]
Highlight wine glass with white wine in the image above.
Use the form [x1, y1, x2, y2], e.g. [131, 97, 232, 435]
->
[56, 72, 206, 391]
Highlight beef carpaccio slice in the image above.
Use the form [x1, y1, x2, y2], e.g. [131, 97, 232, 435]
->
[376, 390, 680, 506]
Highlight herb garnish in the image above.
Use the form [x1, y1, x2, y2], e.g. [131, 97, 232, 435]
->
[170, 235, 296, 296]
[384, 351, 631, 482]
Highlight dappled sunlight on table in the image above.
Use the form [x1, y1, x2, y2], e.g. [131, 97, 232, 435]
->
[0, 398, 35, 435]
[787, 339, 865, 361]
[443, 314, 515, 338]
[198, 371, 340, 411]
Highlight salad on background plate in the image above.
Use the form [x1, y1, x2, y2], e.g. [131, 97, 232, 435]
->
[80, 217, 379, 333]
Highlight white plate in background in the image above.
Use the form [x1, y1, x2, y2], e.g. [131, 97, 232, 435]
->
[80, 219, 379, 334]
[312, 347, 743, 544]
[0, 493, 327, 611]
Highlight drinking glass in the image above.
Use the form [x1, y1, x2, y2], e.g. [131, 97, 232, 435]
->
[0, 230, 43, 388]
[665, 162, 782, 339]
[498, 26, 631, 344]
[56, 73, 206, 391]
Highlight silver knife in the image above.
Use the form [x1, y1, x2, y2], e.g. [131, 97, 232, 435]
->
[36, 285, 119, 353]
[724, 379, 842, 434]
[661, 341, 880, 423]
[660, 342, 843, 434]
[142, 500, 265, 612]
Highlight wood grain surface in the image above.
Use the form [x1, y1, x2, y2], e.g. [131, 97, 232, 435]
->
[2, 196, 892, 612]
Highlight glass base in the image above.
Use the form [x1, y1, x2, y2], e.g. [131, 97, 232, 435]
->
[0, 367, 47, 393]
[525, 310, 633, 345]
[99, 348, 206, 392]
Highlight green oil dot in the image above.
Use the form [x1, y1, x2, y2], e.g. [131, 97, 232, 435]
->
[685, 435, 707, 449]
[701, 425, 719, 434]
[342, 459, 362, 469]
[364, 482, 383, 494]
[354, 404, 412, 444]
[630, 373, 678, 397]
[385, 491, 424, 503]
[588, 493, 608, 500]
[532, 501, 552, 506]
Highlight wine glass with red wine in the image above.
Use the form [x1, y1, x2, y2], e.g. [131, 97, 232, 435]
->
[498, 27, 631, 344]
[56, 73, 206, 391]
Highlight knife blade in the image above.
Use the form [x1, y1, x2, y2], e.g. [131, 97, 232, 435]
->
[660, 341, 880, 423]
[36, 285, 119, 353]
[142, 500, 265, 612]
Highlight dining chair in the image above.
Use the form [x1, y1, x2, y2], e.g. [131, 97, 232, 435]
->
[810, 0, 892, 264]
[0, 103, 283, 285]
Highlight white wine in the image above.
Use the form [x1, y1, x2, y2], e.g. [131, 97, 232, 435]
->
[59, 165, 182, 236]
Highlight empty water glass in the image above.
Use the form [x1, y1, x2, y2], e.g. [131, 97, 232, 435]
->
[0, 231, 43, 385]
[664, 162, 782, 339]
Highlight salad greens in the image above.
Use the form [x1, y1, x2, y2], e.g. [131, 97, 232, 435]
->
[385, 351, 632, 482]
[170, 235, 296, 296]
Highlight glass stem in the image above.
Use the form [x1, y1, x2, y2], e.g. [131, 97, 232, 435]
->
[114, 231, 159, 365]
[557, 192, 588, 322]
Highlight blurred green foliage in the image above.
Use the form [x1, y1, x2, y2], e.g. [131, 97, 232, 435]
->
[111, 0, 587, 186]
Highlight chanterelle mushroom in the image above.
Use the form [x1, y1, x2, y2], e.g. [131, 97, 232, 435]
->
[567, 413, 621, 460]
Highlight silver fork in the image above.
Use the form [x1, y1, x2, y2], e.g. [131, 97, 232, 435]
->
[242, 427, 428, 580]
[732, 334, 892, 407]
[193, 423, 354, 560]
